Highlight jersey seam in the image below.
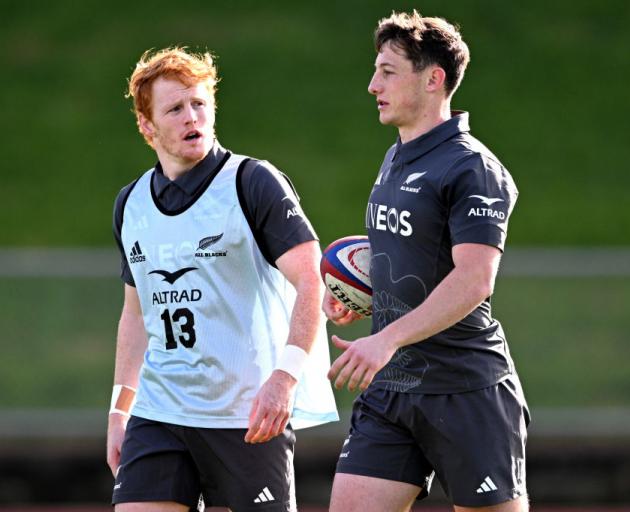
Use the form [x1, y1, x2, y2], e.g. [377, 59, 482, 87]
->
[438, 151, 484, 191]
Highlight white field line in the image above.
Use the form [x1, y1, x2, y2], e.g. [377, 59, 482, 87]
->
[0, 247, 629, 277]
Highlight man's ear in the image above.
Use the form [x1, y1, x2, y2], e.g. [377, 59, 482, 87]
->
[426, 66, 447, 93]
[138, 113, 155, 140]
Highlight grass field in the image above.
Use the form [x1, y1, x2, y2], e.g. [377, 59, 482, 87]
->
[1, 275, 628, 409]
[2, 0, 630, 248]
[2, 1, 629, 507]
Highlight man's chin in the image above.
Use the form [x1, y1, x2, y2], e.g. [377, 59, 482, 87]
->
[378, 113, 394, 126]
[183, 144, 211, 162]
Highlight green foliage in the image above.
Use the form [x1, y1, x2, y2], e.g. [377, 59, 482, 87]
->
[2, 0, 629, 246]
[1, 276, 628, 409]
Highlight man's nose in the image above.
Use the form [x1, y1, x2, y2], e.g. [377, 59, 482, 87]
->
[368, 75, 380, 95]
[184, 104, 197, 124]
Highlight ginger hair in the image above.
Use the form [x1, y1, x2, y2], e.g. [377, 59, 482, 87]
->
[126, 47, 218, 143]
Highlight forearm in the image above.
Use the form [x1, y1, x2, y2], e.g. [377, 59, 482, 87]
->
[108, 297, 147, 451]
[276, 241, 326, 354]
[328, 244, 501, 392]
[380, 265, 492, 350]
[272, 240, 326, 383]
[247, 251, 324, 442]
[285, 272, 325, 354]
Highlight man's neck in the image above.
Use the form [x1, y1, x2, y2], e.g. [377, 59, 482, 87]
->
[157, 142, 215, 181]
[160, 158, 200, 181]
[398, 102, 451, 144]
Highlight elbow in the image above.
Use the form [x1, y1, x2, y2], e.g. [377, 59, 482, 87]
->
[480, 281, 494, 301]
[462, 263, 496, 303]
[475, 272, 496, 301]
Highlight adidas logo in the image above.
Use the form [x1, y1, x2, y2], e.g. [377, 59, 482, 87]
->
[129, 241, 146, 264]
[253, 486, 275, 503]
[476, 476, 498, 494]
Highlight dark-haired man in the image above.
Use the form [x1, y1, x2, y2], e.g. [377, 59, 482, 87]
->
[324, 11, 529, 512]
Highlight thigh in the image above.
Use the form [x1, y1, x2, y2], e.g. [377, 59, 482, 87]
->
[186, 426, 296, 512]
[113, 417, 201, 508]
[419, 377, 529, 508]
[335, 388, 434, 496]
[329, 473, 420, 512]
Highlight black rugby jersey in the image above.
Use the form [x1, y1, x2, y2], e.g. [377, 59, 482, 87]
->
[113, 142, 317, 286]
[367, 112, 519, 394]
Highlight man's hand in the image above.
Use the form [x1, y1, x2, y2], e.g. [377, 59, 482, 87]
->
[245, 370, 298, 443]
[322, 289, 363, 326]
[328, 333, 398, 392]
[106, 413, 129, 476]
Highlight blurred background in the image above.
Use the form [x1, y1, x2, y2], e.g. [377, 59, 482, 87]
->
[1, 0, 629, 507]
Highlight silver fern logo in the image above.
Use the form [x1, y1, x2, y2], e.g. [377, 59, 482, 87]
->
[195, 233, 227, 258]
[197, 233, 224, 250]
[400, 171, 426, 193]
[404, 172, 427, 184]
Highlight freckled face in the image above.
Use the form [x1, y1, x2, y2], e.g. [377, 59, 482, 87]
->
[141, 77, 215, 173]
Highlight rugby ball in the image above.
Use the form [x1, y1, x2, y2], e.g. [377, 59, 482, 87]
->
[320, 236, 372, 317]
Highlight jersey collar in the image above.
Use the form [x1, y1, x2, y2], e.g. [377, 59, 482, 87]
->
[153, 142, 228, 198]
[393, 111, 470, 164]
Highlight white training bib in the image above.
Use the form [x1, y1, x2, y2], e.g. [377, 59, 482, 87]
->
[121, 153, 337, 428]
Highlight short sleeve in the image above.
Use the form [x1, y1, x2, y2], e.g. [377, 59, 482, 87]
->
[237, 160, 318, 266]
[445, 154, 518, 251]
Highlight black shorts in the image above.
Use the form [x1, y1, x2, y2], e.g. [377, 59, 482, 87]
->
[113, 417, 296, 512]
[335, 376, 530, 507]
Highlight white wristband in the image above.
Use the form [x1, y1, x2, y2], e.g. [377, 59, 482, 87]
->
[275, 345, 308, 381]
[109, 384, 137, 417]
